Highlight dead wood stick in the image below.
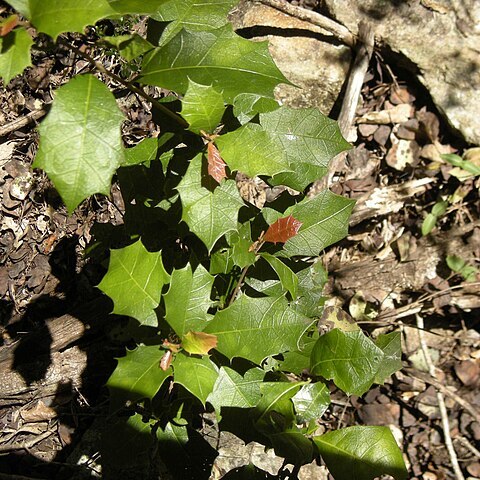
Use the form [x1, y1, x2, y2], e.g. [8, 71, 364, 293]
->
[0, 429, 54, 453]
[416, 314, 465, 480]
[0, 109, 46, 137]
[256, 0, 355, 47]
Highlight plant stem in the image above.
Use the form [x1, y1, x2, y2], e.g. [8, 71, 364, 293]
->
[59, 38, 189, 128]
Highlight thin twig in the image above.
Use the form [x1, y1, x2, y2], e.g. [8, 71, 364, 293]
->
[416, 314, 465, 480]
[0, 429, 54, 453]
[58, 38, 188, 128]
[0, 109, 46, 137]
[455, 435, 480, 460]
[227, 265, 250, 307]
[256, 0, 355, 48]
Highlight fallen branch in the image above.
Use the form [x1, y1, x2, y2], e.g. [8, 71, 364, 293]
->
[0, 109, 46, 137]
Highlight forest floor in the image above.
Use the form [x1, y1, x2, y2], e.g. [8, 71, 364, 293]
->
[0, 1, 479, 479]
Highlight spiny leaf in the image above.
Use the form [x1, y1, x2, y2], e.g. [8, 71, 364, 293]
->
[98, 240, 170, 327]
[173, 353, 218, 405]
[203, 295, 313, 365]
[152, 0, 239, 45]
[0, 27, 33, 84]
[176, 154, 243, 251]
[216, 123, 291, 178]
[182, 331, 218, 356]
[100, 34, 154, 61]
[207, 367, 264, 413]
[263, 215, 303, 244]
[34, 74, 125, 213]
[233, 93, 280, 124]
[281, 190, 355, 257]
[106, 345, 171, 411]
[122, 133, 175, 169]
[260, 253, 298, 299]
[164, 263, 214, 337]
[140, 24, 290, 103]
[310, 329, 385, 396]
[182, 80, 225, 135]
[207, 142, 227, 183]
[314, 426, 408, 480]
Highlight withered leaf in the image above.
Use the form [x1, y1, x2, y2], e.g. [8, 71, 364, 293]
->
[263, 215, 302, 244]
[207, 141, 227, 183]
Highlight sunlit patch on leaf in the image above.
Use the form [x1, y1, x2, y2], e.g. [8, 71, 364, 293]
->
[182, 331, 218, 355]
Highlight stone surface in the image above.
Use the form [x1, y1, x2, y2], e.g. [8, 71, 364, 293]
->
[230, 1, 351, 114]
[323, 0, 480, 144]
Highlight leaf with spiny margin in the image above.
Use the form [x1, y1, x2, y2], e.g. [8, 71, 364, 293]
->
[207, 367, 264, 414]
[260, 253, 298, 299]
[310, 329, 385, 396]
[227, 222, 256, 269]
[123, 134, 175, 170]
[140, 25, 291, 103]
[106, 345, 171, 411]
[101, 34, 154, 61]
[176, 154, 243, 251]
[98, 240, 170, 326]
[172, 352, 218, 405]
[182, 331, 217, 355]
[0, 27, 32, 84]
[374, 332, 402, 384]
[34, 74, 125, 213]
[259, 106, 351, 191]
[233, 93, 280, 124]
[182, 80, 225, 135]
[153, 0, 238, 46]
[203, 296, 313, 365]
[314, 426, 408, 480]
[278, 333, 318, 375]
[164, 264, 214, 337]
[279, 189, 355, 257]
[216, 123, 291, 178]
[292, 382, 330, 423]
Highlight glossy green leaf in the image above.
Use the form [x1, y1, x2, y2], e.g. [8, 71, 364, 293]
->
[292, 382, 330, 422]
[259, 107, 350, 190]
[227, 222, 256, 269]
[280, 190, 355, 257]
[140, 25, 290, 103]
[164, 263, 214, 337]
[216, 123, 290, 178]
[374, 331, 402, 384]
[310, 329, 384, 396]
[123, 134, 175, 169]
[173, 352, 218, 405]
[294, 261, 328, 317]
[207, 367, 264, 412]
[421, 212, 437, 236]
[269, 428, 315, 466]
[101, 34, 154, 61]
[107, 0, 168, 15]
[5, 1, 30, 18]
[181, 80, 225, 135]
[261, 253, 298, 299]
[278, 333, 318, 375]
[98, 240, 170, 326]
[176, 154, 243, 251]
[0, 27, 33, 84]
[107, 345, 171, 410]
[153, 0, 238, 46]
[232, 93, 280, 124]
[34, 74, 125, 213]
[314, 426, 408, 480]
[182, 331, 217, 355]
[204, 296, 312, 364]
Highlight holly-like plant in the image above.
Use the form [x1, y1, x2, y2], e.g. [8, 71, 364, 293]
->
[1, 1, 408, 479]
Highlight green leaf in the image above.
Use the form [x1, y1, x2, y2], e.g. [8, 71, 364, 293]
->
[278, 333, 318, 375]
[281, 190, 355, 257]
[107, 345, 171, 410]
[204, 296, 312, 365]
[98, 240, 170, 326]
[292, 382, 330, 422]
[5, 1, 30, 18]
[216, 123, 290, 178]
[123, 134, 175, 169]
[232, 93, 280, 124]
[260, 253, 298, 299]
[431, 200, 448, 216]
[446, 254, 466, 272]
[207, 367, 264, 412]
[374, 332, 402, 384]
[164, 263, 214, 337]
[314, 426, 408, 480]
[310, 329, 384, 396]
[182, 331, 217, 355]
[176, 154, 244, 251]
[172, 352, 218, 405]
[34, 74, 125, 213]
[153, 0, 238, 46]
[269, 428, 315, 466]
[227, 222, 256, 269]
[442, 152, 480, 176]
[107, 0, 168, 15]
[181, 80, 225, 135]
[260, 107, 351, 190]
[294, 261, 328, 318]
[0, 27, 33, 84]
[421, 212, 437, 236]
[140, 25, 290, 103]
[101, 34, 154, 61]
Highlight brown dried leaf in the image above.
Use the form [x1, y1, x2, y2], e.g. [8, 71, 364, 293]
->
[20, 401, 57, 422]
[263, 215, 302, 244]
[0, 15, 19, 37]
[207, 142, 227, 183]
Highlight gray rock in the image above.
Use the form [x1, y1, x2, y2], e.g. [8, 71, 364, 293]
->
[322, 0, 480, 144]
[230, 1, 351, 114]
